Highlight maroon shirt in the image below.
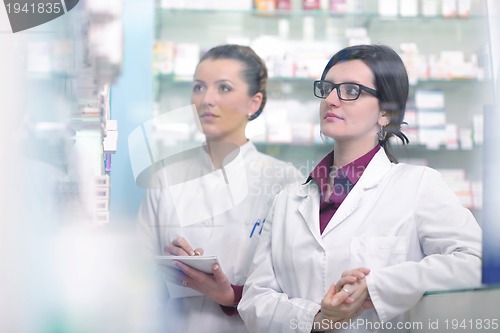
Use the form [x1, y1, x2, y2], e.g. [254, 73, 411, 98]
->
[307, 145, 380, 234]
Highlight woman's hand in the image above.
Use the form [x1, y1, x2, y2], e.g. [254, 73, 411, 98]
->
[173, 260, 235, 307]
[163, 236, 204, 257]
[312, 267, 372, 331]
[335, 267, 373, 312]
[163, 237, 234, 306]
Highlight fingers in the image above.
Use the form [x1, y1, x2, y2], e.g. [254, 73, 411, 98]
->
[174, 260, 209, 287]
[335, 275, 358, 292]
[341, 267, 370, 280]
[323, 284, 350, 307]
[194, 248, 204, 256]
[323, 284, 337, 304]
[335, 267, 370, 304]
[321, 284, 344, 318]
[174, 260, 205, 278]
[331, 286, 353, 305]
[212, 264, 228, 284]
[164, 237, 197, 256]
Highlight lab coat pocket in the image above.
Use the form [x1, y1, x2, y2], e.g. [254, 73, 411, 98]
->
[350, 236, 407, 269]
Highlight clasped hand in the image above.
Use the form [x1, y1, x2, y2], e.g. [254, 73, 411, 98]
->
[164, 237, 235, 307]
[316, 267, 374, 329]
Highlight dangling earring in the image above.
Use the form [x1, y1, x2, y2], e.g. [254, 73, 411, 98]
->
[377, 125, 387, 141]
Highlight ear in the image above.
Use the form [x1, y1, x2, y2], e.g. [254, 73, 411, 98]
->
[248, 92, 263, 116]
[378, 111, 390, 127]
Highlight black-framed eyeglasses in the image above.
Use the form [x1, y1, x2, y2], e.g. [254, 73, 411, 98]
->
[313, 80, 378, 101]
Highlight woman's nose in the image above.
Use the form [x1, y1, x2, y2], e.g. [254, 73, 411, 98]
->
[324, 87, 340, 105]
[201, 87, 216, 106]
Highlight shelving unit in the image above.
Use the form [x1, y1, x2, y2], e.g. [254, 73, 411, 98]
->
[153, 0, 492, 220]
[22, 2, 124, 225]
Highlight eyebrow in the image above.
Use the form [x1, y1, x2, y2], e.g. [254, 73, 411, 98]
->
[192, 79, 234, 85]
[324, 79, 364, 84]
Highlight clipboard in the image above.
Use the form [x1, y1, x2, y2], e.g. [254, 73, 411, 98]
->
[155, 255, 220, 274]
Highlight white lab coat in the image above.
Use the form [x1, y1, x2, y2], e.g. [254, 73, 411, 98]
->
[138, 141, 301, 333]
[239, 148, 482, 333]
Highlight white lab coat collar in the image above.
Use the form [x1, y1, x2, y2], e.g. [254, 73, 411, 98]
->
[200, 140, 257, 168]
[296, 148, 394, 244]
[222, 139, 257, 159]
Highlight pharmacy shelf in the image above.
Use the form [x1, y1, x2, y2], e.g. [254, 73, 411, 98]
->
[156, 9, 486, 45]
[157, 8, 486, 19]
[155, 73, 486, 84]
[253, 142, 483, 163]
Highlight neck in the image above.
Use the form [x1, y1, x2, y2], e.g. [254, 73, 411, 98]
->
[205, 137, 247, 169]
[333, 138, 379, 168]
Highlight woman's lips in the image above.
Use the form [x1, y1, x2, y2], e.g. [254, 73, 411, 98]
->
[199, 112, 218, 120]
[324, 112, 344, 120]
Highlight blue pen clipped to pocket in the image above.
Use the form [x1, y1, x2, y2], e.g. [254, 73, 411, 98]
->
[249, 218, 266, 238]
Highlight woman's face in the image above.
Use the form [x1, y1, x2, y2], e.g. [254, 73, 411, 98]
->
[320, 59, 386, 145]
[191, 58, 262, 143]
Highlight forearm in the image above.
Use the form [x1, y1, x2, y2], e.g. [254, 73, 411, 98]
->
[366, 253, 481, 322]
[239, 285, 321, 333]
[220, 285, 242, 316]
[311, 311, 339, 332]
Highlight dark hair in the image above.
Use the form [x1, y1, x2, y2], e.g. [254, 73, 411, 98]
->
[321, 44, 409, 162]
[199, 44, 268, 121]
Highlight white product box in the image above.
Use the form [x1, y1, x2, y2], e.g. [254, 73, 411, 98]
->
[267, 123, 292, 143]
[445, 123, 459, 150]
[457, 0, 471, 17]
[378, 0, 398, 17]
[290, 123, 314, 144]
[471, 181, 482, 209]
[173, 43, 200, 78]
[459, 128, 473, 150]
[472, 114, 483, 145]
[442, 0, 457, 17]
[418, 127, 446, 149]
[417, 110, 446, 127]
[399, 0, 418, 17]
[421, 0, 438, 17]
[415, 90, 445, 109]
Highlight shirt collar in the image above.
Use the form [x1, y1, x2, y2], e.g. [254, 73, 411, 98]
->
[340, 145, 380, 185]
[305, 149, 333, 188]
[305, 144, 381, 187]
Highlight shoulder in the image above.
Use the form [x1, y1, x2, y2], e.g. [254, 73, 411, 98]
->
[391, 162, 438, 179]
[391, 163, 452, 194]
[252, 150, 297, 170]
[398, 162, 444, 176]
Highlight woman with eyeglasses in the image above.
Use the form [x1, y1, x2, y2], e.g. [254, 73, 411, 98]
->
[238, 44, 481, 332]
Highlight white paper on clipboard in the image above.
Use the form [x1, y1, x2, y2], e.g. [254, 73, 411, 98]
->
[155, 255, 220, 274]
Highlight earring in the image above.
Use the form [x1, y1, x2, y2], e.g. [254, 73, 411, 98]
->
[247, 113, 253, 120]
[377, 125, 387, 141]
